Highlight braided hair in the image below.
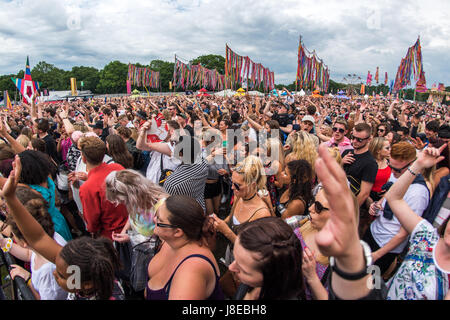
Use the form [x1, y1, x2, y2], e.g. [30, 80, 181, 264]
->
[237, 217, 305, 300]
[59, 237, 121, 300]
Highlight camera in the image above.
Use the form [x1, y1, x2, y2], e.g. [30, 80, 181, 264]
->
[276, 203, 286, 215]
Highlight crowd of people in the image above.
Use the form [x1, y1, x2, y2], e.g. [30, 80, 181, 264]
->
[0, 87, 448, 300]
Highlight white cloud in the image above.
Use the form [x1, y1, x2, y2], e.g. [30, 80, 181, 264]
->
[0, 0, 449, 87]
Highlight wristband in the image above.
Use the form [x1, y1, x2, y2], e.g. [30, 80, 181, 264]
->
[27, 278, 32, 286]
[329, 240, 372, 281]
[407, 167, 418, 176]
[1, 238, 13, 253]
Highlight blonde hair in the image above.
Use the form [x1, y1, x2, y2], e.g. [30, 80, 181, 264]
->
[327, 147, 342, 165]
[16, 134, 30, 149]
[285, 131, 318, 172]
[105, 169, 168, 221]
[369, 137, 387, 161]
[233, 155, 267, 193]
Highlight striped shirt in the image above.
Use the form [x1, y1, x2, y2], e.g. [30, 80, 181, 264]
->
[163, 159, 208, 211]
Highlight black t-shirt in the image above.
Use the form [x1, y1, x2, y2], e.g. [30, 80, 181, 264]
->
[342, 149, 378, 194]
[183, 124, 194, 137]
[272, 113, 293, 128]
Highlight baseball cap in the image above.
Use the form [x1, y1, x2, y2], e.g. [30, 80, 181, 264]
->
[302, 115, 315, 124]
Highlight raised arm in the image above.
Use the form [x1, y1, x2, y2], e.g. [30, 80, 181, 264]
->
[314, 143, 375, 300]
[2, 156, 62, 264]
[384, 144, 447, 234]
[0, 120, 26, 154]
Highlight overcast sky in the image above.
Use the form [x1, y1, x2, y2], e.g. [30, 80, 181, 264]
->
[1, 0, 449, 87]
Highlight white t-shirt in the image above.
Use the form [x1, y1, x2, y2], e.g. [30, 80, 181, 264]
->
[370, 174, 430, 254]
[145, 142, 181, 185]
[30, 232, 68, 300]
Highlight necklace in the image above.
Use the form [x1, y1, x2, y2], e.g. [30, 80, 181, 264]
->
[243, 192, 257, 201]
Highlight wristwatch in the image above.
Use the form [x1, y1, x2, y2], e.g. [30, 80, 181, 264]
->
[329, 240, 373, 281]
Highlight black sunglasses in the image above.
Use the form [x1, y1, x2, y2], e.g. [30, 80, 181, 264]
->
[233, 182, 241, 191]
[313, 201, 330, 214]
[377, 128, 385, 132]
[299, 113, 306, 116]
[388, 159, 416, 173]
[350, 135, 370, 143]
[332, 127, 345, 133]
[156, 222, 179, 229]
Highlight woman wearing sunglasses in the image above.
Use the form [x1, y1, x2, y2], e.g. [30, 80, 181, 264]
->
[145, 195, 224, 300]
[211, 156, 272, 264]
[295, 183, 361, 300]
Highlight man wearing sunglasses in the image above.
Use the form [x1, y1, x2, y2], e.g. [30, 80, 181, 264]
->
[325, 118, 353, 155]
[365, 142, 430, 275]
[342, 123, 378, 209]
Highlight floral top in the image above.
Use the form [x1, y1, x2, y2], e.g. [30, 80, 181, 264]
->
[387, 219, 449, 300]
[294, 227, 329, 300]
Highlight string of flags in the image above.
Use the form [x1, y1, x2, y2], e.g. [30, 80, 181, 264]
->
[296, 36, 329, 92]
[127, 64, 160, 89]
[172, 55, 225, 91]
[225, 45, 275, 91]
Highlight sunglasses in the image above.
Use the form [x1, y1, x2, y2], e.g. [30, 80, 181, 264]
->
[299, 113, 306, 116]
[388, 159, 416, 173]
[156, 222, 179, 229]
[378, 129, 385, 132]
[332, 127, 345, 133]
[313, 201, 330, 214]
[350, 135, 370, 143]
[233, 182, 241, 191]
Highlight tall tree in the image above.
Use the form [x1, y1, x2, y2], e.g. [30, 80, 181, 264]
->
[70, 66, 100, 93]
[149, 59, 175, 92]
[96, 61, 128, 94]
[191, 54, 225, 74]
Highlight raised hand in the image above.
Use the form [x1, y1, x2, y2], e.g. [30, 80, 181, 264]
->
[314, 143, 360, 259]
[1, 155, 21, 199]
[415, 143, 447, 170]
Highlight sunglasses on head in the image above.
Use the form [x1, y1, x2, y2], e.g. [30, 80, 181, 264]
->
[313, 201, 330, 214]
[388, 159, 416, 173]
[332, 127, 345, 133]
[350, 135, 370, 143]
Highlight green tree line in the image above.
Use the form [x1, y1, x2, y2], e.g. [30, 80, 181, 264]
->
[1, 55, 448, 100]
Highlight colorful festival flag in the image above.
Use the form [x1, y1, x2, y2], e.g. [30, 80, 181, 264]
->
[415, 71, 427, 93]
[127, 64, 160, 89]
[393, 37, 425, 92]
[225, 45, 275, 91]
[295, 36, 329, 92]
[11, 56, 41, 104]
[360, 84, 365, 94]
[3, 91, 13, 110]
[366, 71, 372, 86]
[384, 72, 388, 85]
[375, 67, 379, 84]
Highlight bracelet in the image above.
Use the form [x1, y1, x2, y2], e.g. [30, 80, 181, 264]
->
[407, 167, 418, 176]
[27, 279, 32, 287]
[1, 238, 13, 253]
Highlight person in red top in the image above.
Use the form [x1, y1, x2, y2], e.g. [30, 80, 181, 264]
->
[368, 137, 392, 203]
[78, 136, 128, 240]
